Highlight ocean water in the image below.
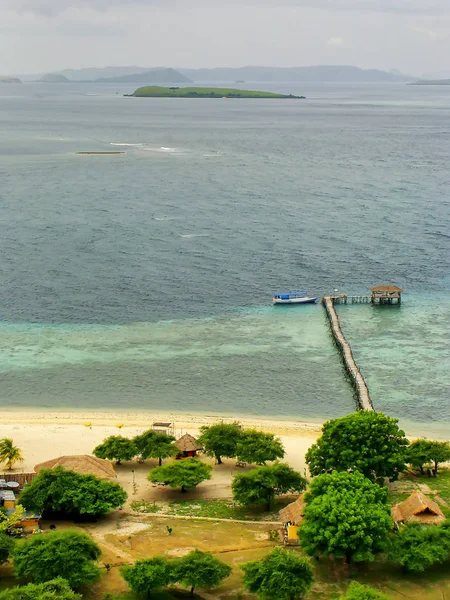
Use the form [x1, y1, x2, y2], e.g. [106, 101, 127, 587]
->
[0, 81, 449, 435]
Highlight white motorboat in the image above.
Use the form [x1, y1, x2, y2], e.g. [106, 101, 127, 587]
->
[273, 291, 317, 305]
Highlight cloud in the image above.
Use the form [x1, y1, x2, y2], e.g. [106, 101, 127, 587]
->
[5, 0, 450, 16]
[327, 36, 345, 47]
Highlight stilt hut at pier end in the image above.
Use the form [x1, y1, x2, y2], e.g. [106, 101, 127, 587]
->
[370, 285, 403, 305]
[174, 433, 203, 459]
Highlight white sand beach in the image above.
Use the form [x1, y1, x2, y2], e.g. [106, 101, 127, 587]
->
[0, 410, 321, 505]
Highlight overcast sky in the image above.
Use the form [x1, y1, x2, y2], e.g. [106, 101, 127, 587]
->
[1, 0, 449, 76]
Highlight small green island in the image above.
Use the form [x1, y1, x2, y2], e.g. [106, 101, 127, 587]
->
[126, 86, 305, 99]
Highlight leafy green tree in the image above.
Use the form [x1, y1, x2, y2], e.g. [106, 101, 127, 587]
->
[405, 439, 433, 475]
[305, 411, 409, 481]
[198, 422, 242, 464]
[0, 578, 81, 600]
[0, 505, 25, 533]
[428, 440, 450, 474]
[386, 522, 450, 572]
[13, 530, 101, 588]
[93, 435, 137, 464]
[148, 458, 212, 492]
[0, 438, 23, 470]
[232, 462, 306, 510]
[19, 467, 127, 517]
[342, 582, 389, 600]
[0, 532, 15, 565]
[241, 547, 313, 600]
[298, 471, 392, 564]
[133, 431, 177, 466]
[405, 439, 450, 475]
[121, 557, 174, 599]
[172, 549, 231, 596]
[236, 430, 285, 465]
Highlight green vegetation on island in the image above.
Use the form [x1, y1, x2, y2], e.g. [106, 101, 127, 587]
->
[128, 86, 305, 99]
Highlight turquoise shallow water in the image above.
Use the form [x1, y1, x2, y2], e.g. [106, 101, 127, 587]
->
[0, 82, 449, 435]
[0, 307, 355, 420]
[337, 293, 450, 436]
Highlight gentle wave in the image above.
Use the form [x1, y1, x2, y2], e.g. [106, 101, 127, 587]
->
[178, 233, 210, 239]
[110, 143, 144, 147]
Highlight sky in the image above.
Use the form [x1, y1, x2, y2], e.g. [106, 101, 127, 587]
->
[1, 0, 450, 76]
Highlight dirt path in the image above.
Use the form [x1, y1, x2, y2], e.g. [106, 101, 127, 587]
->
[129, 512, 281, 526]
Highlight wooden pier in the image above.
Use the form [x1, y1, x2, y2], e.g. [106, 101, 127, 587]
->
[322, 296, 374, 411]
[329, 295, 371, 304]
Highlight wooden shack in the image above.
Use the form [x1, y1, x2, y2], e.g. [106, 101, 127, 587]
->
[152, 422, 174, 436]
[371, 285, 403, 304]
[174, 434, 202, 459]
[391, 490, 445, 526]
[279, 494, 305, 545]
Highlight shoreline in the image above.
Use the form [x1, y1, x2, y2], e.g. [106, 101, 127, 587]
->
[0, 408, 447, 440]
[0, 410, 321, 479]
[0, 408, 323, 435]
[0, 409, 447, 481]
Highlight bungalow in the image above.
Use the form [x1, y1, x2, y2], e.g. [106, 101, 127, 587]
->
[391, 490, 445, 526]
[174, 433, 203, 459]
[279, 494, 305, 545]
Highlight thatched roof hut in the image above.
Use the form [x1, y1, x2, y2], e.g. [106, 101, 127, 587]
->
[174, 434, 202, 453]
[391, 490, 445, 525]
[370, 285, 403, 293]
[35, 455, 117, 480]
[370, 284, 403, 304]
[279, 494, 306, 526]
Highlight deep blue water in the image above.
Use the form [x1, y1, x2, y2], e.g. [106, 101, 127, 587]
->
[0, 81, 449, 434]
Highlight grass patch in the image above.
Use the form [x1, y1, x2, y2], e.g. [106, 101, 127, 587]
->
[166, 497, 292, 521]
[130, 500, 162, 514]
[388, 468, 450, 516]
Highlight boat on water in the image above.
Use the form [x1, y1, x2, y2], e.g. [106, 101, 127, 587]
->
[273, 291, 317, 305]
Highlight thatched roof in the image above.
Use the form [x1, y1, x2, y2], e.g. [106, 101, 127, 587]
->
[391, 491, 445, 525]
[371, 285, 403, 293]
[279, 495, 306, 525]
[174, 433, 202, 453]
[35, 455, 117, 480]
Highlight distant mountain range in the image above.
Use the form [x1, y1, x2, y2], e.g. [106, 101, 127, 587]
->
[35, 68, 190, 84]
[96, 69, 191, 84]
[178, 65, 414, 83]
[20, 65, 414, 84]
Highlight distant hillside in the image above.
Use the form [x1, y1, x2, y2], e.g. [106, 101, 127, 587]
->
[0, 76, 22, 84]
[53, 66, 164, 81]
[96, 68, 191, 84]
[410, 79, 450, 86]
[178, 65, 412, 83]
[19, 64, 414, 84]
[39, 73, 70, 83]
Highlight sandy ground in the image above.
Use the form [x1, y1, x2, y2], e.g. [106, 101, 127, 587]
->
[0, 410, 320, 504]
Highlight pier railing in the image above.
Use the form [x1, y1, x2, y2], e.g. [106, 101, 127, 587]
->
[322, 296, 374, 411]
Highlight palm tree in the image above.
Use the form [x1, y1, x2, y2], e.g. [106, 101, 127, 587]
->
[0, 438, 24, 470]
